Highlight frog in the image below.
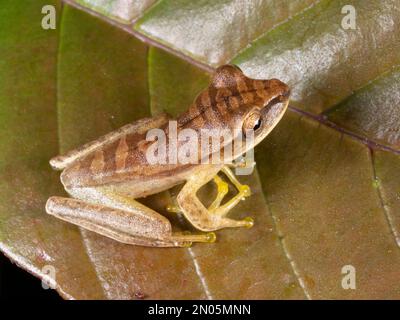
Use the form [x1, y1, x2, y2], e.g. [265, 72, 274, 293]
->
[46, 65, 290, 247]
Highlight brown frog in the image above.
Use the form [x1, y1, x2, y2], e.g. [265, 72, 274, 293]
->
[46, 65, 290, 247]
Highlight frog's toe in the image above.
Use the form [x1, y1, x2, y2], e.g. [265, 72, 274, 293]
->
[214, 216, 255, 229]
[166, 204, 181, 213]
[239, 184, 251, 198]
[170, 231, 217, 245]
[242, 216, 254, 228]
[209, 175, 229, 211]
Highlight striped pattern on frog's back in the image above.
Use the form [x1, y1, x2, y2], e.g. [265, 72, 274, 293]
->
[177, 65, 287, 132]
[59, 65, 289, 188]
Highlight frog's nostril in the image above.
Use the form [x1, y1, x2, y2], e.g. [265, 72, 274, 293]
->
[281, 88, 291, 100]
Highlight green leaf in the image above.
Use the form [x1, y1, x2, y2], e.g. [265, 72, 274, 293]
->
[0, 0, 104, 299]
[373, 151, 400, 247]
[135, 0, 319, 66]
[57, 6, 204, 300]
[233, 0, 400, 114]
[326, 67, 400, 150]
[256, 112, 400, 298]
[74, 0, 157, 23]
[1, 0, 400, 299]
[149, 48, 306, 299]
[74, 0, 400, 148]
[58, 4, 150, 152]
[148, 47, 210, 116]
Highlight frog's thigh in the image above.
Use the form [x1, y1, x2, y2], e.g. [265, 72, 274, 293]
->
[46, 186, 213, 247]
[177, 166, 253, 232]
[46, 196, 179, 247]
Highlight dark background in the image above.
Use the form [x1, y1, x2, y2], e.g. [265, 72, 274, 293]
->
[0, 252, 60, 300]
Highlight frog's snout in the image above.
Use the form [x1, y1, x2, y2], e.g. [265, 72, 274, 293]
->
[264, 79, 291, 101]
[281, 86, 291, 100]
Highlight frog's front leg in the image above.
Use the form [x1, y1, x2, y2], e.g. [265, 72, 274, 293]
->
[210, 166, 252, 217]
[176, 166, 254, 232]
[208, 175, 229, 212]
[46, 187, 215, 247]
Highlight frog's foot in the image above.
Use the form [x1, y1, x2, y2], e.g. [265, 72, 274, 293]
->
[168, 166, 251, 218]
[46, 196, 215, 247]
[166, 203, 181, 214]
[209, 166, 251, 217]
[221, 166, 251, 196]
[167, 173, 231, 214]
[212, 183, 251, 217]
[210, 178, 254, 229]
[170, 231, 216, 247]
[176, 167, 254, 232]
[177, 188, 254, 231]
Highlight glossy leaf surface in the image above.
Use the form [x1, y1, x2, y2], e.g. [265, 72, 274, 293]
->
[0, 0, 399, 299]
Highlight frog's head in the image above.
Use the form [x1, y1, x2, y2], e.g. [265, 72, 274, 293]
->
[211, 65, 290, 156]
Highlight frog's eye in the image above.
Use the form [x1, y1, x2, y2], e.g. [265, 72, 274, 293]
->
[243, 111, 262, 135]
[253, 118, 262, 131]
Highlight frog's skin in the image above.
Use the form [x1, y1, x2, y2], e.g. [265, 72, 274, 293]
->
[46, 65, 290, 247]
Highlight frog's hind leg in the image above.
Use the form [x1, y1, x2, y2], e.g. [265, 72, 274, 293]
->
[46, 193, 215, 247]
[50, 112, 170, 170]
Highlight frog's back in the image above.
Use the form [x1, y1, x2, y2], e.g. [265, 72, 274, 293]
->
[60, 64, 285, 190]
[60, 127, 193, 189]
